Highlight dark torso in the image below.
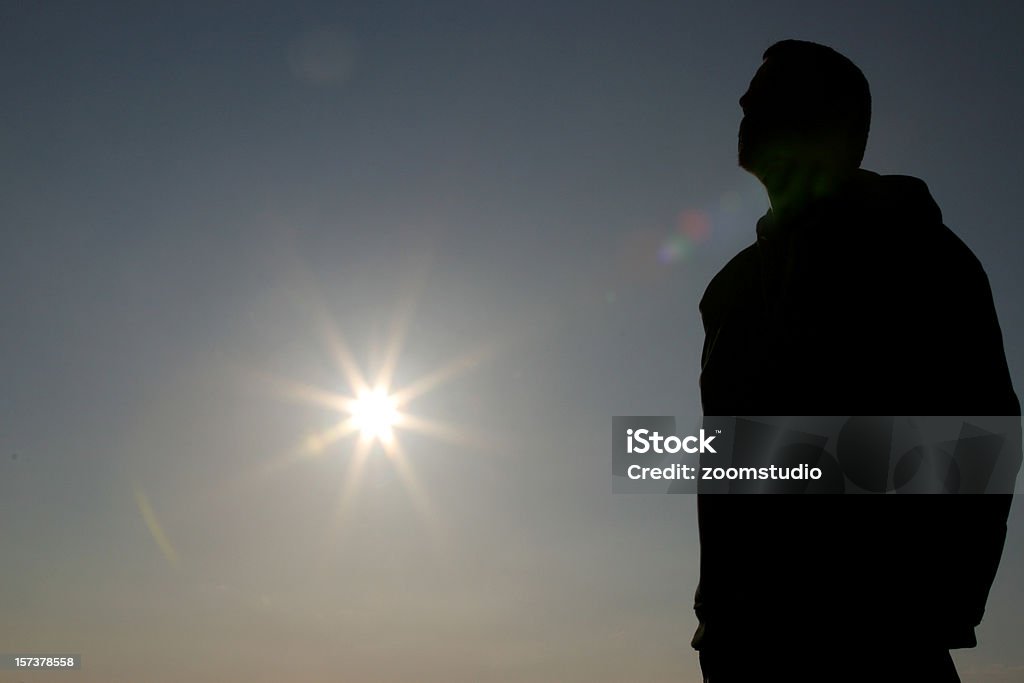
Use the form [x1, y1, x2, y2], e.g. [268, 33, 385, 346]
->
[694, 170, 1019, 654]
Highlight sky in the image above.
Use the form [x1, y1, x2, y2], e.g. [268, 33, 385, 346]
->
[2, 1, 1024, 681]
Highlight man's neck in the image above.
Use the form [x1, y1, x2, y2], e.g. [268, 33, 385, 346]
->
[762, 165, 856, 227]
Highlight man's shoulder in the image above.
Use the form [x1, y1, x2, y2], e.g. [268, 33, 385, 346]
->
[699, 243, 760, 320]
[853, 169, 941, 222]
[851, 169, 986, 281]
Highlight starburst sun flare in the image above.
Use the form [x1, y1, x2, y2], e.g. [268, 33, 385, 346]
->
[232, 281, 494, 547]
[348, 386, 400, 443]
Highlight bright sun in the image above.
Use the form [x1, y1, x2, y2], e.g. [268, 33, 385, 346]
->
[243, 277, 492, 538]
[349, 387, 399, 442]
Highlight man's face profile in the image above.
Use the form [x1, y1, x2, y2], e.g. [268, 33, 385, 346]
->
[738, 58, 808, 177]
[738, 56, 849, 181]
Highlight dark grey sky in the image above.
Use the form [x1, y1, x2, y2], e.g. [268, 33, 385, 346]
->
[2, 2, 1023, 681]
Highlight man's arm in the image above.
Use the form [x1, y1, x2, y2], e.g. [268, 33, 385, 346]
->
[898, 225, 1021, 646]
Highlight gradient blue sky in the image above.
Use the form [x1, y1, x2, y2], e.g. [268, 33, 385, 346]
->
[2, 2, 1024, 682]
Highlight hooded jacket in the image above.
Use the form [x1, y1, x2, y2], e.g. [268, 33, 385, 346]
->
[693, 169, 1020, 654]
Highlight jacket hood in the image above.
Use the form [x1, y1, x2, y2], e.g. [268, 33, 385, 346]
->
[755, 169, 943, 240]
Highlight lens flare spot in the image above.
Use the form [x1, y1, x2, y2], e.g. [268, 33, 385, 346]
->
[719, 191, 742, 214]
[288, 27, 356, 86]
[657, 234, 691, 264]
[677, 209, 710, 242]
[351, 387, 399, 441]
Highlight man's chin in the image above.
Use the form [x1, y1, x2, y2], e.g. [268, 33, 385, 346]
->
[739, 149, 791, 182]
[738, 147, 753, 172]
[738, 144, 767, 174]
[738, 152, 767, 178]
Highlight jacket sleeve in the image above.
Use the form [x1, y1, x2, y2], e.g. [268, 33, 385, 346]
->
[896, 225, 1021, 646]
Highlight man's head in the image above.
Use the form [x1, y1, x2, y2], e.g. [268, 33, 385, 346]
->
[739, 40, 871, 183]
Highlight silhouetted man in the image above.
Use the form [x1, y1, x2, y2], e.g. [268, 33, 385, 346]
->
[693, 40, 1020, 682]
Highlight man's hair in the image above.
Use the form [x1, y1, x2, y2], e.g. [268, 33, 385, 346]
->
[762, 39, 872, 167]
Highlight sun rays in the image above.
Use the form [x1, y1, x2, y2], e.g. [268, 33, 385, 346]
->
[226, 272, 495, 552]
